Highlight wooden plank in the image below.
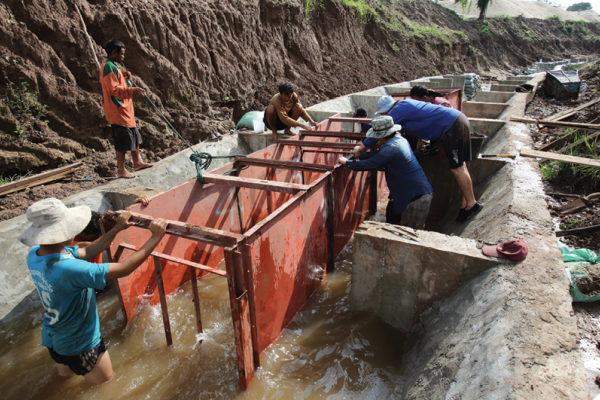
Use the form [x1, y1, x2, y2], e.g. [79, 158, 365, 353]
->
[276, 139, 357, 149]
[153, 256, 173, 346]
[0, 161, 82, 196]
[118, 242, 227, 277]
[234, 157, 334, 173]
[202, 173, 309, 194]
[539, 116, 600, 152]
[299, 130, 366, 140]
[104, 210, 240, 247]
[546, 98, 600, 122]
[511, 117, 600, 131]
[520, 148, 600, 168]
[556, 224, 600, 237]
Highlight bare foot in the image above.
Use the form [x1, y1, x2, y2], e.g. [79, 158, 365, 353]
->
[117, 169, 136, 179]
[283, 128, 293, 135]
[133, 162, 154, 171]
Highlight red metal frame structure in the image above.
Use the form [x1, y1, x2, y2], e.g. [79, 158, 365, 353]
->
[103, 113, 388, 390]
[388, 87, 463, 110]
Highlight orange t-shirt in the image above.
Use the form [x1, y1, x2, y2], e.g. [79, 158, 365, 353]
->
[99, 57, 136, 127]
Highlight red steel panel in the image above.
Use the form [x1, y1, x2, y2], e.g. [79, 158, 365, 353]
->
[110, 179, 241, 321]
[244, 178, 330, 353]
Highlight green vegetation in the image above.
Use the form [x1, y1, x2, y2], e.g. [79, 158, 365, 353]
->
[566, 2, 592, 12]
[455, 0, 493, 20]
[476, 20, 491, 35]
[561, 217, 585, 230]
[540, 132, 600, 192]
[495, 13, 512, 21]
[561, 24, 574, 36]
[0, 171, 33, 185]
[337, 0, 380, 22]
[303, 0, 324, 24]
[545, 15, 561, 21]
[3, 75, 48, 122]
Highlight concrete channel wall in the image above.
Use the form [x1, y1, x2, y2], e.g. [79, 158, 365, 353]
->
[350, 74, 590, 399]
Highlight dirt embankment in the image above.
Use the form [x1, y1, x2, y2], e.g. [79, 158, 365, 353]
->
[0, 0, 599, 220]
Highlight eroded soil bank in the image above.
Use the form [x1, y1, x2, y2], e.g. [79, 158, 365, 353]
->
[1, 0, 599, 220]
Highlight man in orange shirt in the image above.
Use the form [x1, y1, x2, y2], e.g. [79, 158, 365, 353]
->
[263, 82, 317, 140]
[100, 40, 153, 179]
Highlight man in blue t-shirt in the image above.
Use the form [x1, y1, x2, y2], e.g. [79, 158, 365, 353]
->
[376, 96, 483, 223]
[339, 116, 433, 229]
[19, 198, 168, 384]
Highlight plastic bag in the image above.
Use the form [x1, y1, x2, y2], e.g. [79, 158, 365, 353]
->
[560, 242, 600, 302]
[236, 111, 264, 130]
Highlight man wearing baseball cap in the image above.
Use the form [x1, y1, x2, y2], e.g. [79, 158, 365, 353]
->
[338, 116, 433, 229]
[375, 95, 482, 223]
[19, 198, 168, 384]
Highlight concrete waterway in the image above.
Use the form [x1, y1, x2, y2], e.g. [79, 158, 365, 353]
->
[0, 207, 405, 400]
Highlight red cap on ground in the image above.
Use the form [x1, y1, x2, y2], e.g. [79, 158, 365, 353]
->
[482, 239, 528, 261]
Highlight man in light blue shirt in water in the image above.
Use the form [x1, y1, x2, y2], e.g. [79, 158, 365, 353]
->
[19, 198, 167, 384]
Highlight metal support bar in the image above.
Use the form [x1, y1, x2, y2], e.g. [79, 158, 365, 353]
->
[234, 157, 334, 173]
[326, 174, 335, 272]
[202, 173, 309, 194]
[302, 150, 352, 155]
[299, 130, 366, 140]
[104, 210, 240, 247]
[276, 140, 357, 149]
[190, 266, 203, 338]
[153, 256, 173, 346]
[326, 117, 373, 123]
[118, 242, 227, 277]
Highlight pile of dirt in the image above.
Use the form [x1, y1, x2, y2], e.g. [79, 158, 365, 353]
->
[1, 0, 599, 221]
[440, 0, 600, 22]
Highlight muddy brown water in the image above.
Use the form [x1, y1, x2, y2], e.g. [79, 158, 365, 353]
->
[0, 209, 405, 399]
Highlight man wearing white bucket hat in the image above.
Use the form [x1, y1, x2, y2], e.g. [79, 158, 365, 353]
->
[19, 198, 167, 384]
[338, 116, 433, 229]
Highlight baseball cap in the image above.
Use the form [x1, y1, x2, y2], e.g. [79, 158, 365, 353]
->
[482, 239, 528, 261]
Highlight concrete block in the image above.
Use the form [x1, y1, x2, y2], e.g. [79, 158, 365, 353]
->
[497, 79, 529, 85]
[351, 222, 499, 332]
[428, 78, 453, 88]
[491, 84, 518, 92]
[462, 102, 510, 119]
[474, 91, 515, 103]
[350, 95, 384, 119]
[410, 80, 439, 88]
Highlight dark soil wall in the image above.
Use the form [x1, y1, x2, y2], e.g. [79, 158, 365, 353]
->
[0, 0, 598, 219]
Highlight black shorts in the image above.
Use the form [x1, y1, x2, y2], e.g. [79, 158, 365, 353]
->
[439, 113, 472, 169]
[111, 124, 142, 152]
[48, 338, 108, 376]
[263, 107, 287, 131]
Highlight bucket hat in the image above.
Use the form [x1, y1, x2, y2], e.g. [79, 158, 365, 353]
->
[18, 198, 92, 246]
[366, 116, 402, 139]
[375, 96, 395, 115]
[482, 239, 528, 261]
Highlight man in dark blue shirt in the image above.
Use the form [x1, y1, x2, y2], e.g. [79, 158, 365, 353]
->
[376, 96, 482, 223]
[338, 116, 433, 229]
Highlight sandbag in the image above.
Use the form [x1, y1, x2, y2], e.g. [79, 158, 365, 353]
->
[560, 242, 600, 302]
[236, 111, 264, 130]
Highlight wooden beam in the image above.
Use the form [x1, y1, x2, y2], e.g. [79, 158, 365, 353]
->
[234, 157, 334, 173]
[520, 148, 600, 168]
[119, 242, 227, 277]
[104, 210, 240, 247]
[556, 224, 600, 237]
[539, 116, 600, 152]
[276, 139, 357, 149]
[299, 130, 366, 140]
[511, 118, 600, 131]
[0, 161, 83, 197]
[202, 173, 309, 194]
